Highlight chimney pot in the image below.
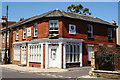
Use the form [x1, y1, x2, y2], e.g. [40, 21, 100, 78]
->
[20, 18, 24, 21]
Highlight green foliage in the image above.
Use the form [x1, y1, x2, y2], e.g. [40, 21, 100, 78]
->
[67, 4, 91, 15]
[95, 47, 116, 71]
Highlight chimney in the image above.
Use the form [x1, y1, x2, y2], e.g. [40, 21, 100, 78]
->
[112, 20, 116, 25]
[20, 18, 24, 21]
[2, 16, 7, 23]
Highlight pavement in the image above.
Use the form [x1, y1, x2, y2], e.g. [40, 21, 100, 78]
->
[0, 64, 91, 73]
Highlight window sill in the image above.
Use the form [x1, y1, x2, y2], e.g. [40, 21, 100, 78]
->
[88, 37, 94, 40]
[15, 39, 19, 41]
[22, 38, 26, 40]
[66, 62, 80, 63]
[14, 60, 20, 61]
[29, 61, 41, 63]
[108, 39, 113, 42]
[33, 36, 38, 38]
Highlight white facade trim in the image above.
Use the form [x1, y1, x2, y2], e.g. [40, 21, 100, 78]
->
[58, 43, 62, 68]
[63, 44, 66, 69]
[27, 44, 29, 67]
[45, 43, 48, 69]
[80, 43, 83, 67]
[41, 43, 43, 69]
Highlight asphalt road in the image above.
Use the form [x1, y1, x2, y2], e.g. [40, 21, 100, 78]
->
[1, 68, 115, 80]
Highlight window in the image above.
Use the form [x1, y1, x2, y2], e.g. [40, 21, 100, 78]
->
[49, 20, 58, 34]
[16, 28, 19, 40]
[69, 24, 76, 35]
[14, 46, 20, 61]
[29, 44, 41, 62]
[51, 49, 56, 60]
[2, 33, 4, 43]
[108, 28, 112, 40]
[34, 23, 38, 37]
[23, 27, 26, 39]
[27, 28, 31, 36]
[66, 44, 80, 63]
[87, 24, 93, 38]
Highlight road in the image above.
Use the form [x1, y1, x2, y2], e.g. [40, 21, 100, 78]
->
[1, 68, 113, 80]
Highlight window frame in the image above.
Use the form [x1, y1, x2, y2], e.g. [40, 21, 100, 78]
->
[14, 46, 20, 61]
[22, 26, 26, 39]
[29, 44, 41, 63]
[108, 28, 112, 40]
[66, 44, 80, 63]
[49, 20, 58, 30]
[16, 28, 19, 40]
[33, 23, 38, 37]
[27, 28, 31, 37]
[87, 24, 93, 38]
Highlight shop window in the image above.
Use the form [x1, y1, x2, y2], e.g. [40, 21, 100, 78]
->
[29, 44, 41, 62]
[14, 46, 20, 61]
[66, 44, 80, 63]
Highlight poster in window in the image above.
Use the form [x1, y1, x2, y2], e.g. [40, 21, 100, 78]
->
[27, 28, 31, 36]
[69, 24, 76, 35]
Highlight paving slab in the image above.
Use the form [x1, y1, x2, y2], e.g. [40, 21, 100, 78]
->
[0, 64, 68, 73]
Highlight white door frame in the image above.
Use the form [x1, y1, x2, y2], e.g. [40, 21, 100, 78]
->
[48, 45, 59, 68]
[21, 46, 26, 65]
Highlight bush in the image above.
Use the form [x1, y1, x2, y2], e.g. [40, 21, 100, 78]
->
[95, 47, 117, 71]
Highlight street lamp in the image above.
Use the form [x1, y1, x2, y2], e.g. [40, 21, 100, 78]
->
[4, 5, 8, 64]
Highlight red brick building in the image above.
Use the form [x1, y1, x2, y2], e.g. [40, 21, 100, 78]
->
[0, 16, 16, 63]
[7, 9, 117, 68]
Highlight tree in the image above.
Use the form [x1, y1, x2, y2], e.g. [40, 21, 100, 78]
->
[67, 4, 91, 15]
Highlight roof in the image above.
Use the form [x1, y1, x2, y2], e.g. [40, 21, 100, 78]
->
[9, 9, 117, 28]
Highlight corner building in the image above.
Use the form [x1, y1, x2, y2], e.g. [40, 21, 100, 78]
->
[10, 9, 117, 68]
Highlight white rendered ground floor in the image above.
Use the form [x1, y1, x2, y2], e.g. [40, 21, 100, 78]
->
[12, 38, 84, 69]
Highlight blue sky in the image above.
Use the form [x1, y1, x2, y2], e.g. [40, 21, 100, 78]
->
[2, 2, 118, 24]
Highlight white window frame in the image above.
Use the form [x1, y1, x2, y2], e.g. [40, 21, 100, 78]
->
[23, 27, 26, 39]
[66, 44, 80, 63]
[69, 24, 76, 35]
[16, 28, 19, 40]
[14, 46, 20, 61]
[29, 44, 41, 62]
[34, 23, 38, 37]
[2, 33, 4, 43]
[27, 28, 31, 36]
[88, 24, 93, 38]
[49, 20, 58, 30]
[108, 28, 112, 40]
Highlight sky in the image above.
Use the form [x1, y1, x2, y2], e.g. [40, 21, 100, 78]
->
[2, 2, 119, 25]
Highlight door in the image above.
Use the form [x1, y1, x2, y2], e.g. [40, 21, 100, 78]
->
[21, 46, 26, 64]
[48, 46, 58, 68]
[88, 46, 93, 61]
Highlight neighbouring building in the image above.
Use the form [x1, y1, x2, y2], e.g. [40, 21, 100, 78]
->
[117, 25, 120, 46]
[0, 16, 16, 63]
[5, 9, 117, 69]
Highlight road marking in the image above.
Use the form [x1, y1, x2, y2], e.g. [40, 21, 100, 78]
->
[57, 75, 63, 78]
[41, 73, 46, 75]
[67, 77, 72, 78]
